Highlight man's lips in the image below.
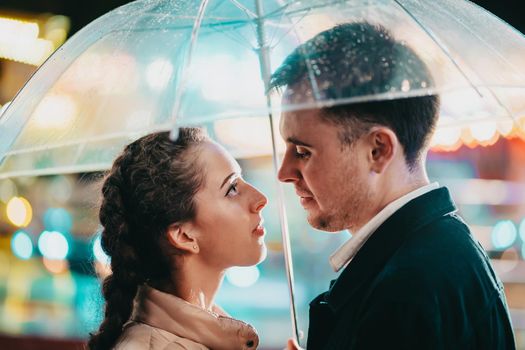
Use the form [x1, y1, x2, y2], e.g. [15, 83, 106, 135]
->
[295, 189, 313, 199]
[296, 189, 315, 206]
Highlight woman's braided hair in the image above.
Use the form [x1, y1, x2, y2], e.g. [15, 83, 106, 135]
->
[88, 128, 208, 350]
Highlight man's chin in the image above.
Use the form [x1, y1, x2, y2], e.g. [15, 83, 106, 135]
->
[307, 213, 344, 233]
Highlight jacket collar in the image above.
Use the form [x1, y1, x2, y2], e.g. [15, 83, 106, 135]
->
[131, 285, 259, 350]
[325, 187, 457, 312]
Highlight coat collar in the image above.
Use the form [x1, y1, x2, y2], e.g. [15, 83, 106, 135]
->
[131, 285, 259, 350]
[325, 187, 457, 312]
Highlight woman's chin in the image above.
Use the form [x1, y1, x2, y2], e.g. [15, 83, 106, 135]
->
[236, 246, 267, 267]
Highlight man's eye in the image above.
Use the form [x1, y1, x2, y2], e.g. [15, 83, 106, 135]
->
[294, 147, 311, 159]
[226, 182, 239, 197]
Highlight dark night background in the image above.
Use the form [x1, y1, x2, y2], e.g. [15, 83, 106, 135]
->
[0, 0, 524, 36]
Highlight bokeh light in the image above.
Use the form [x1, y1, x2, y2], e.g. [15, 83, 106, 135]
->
[519, 218, 525, 243]
[6, 196, 32, 227]
[226, 266, 260, 288]
[11, 231, 33, 260]
[42, 257, 69, 274]
[38, 230, 69, 260]
[470, 121, 497, 142]
[491, 220, 517, 250]
[146, 58, 173, 91]
[93, 235, 110, 265]
[43, 208, 73, 233]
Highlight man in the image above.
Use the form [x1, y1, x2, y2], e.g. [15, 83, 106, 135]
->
[271, 22, 516, 349]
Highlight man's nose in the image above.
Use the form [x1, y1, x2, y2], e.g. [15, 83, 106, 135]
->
[277, 152, 299, 183]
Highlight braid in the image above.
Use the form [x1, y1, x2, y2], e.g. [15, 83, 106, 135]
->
[88, 128, 208, 350]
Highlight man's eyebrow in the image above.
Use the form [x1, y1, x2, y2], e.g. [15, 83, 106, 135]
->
[220, 172, 239, 189]
[287, 137, 312, 147]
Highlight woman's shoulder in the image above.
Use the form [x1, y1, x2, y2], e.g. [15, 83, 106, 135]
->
[113, 321, 209, 350]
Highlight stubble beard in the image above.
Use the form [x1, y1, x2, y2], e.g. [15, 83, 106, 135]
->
[308, 178, 373, 233]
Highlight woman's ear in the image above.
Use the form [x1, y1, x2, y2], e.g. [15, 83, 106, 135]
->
[166, 223, 199, 254]
[367, 126, 397, 174]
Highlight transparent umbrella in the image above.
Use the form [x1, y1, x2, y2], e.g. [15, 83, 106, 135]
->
[1, 0, 525, 343]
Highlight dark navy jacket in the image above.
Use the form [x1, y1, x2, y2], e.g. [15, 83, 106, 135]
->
[307, 187, 516, 349]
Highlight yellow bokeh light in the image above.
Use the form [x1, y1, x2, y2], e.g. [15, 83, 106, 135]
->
[6, 197, 32, 227]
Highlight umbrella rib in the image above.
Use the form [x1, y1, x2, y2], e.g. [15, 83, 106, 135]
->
[170, 0, 211, 131]
[228, 0, 258, 19]
[269, 9, 311, 49]
[392, 0, 484, 99]
[393, 1, 512, 122]
[3, 123, 173, 157]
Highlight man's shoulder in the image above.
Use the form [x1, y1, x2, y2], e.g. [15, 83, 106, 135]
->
[372, 213, 500, 302]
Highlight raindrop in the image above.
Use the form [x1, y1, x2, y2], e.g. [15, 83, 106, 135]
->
[401, 79, 411, 92]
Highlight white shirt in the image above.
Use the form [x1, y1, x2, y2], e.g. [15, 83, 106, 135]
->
[329, 182, 440, 272]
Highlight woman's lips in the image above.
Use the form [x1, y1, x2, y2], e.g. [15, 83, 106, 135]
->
[252, 220, 265, 236]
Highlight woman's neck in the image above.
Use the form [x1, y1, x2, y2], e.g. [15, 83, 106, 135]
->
[165, 257, 226, 311]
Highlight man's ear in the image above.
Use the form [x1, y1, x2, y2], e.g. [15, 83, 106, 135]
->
[166, 223, 199, 254]
[367, 127, 397, 174]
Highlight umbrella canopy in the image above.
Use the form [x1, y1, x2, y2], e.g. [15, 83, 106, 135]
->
[1, 0, 524, 178]
[1, 0, 524, 344]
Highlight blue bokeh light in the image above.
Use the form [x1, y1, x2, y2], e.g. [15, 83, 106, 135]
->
[38, 230, 69, 260]
[226, 266, 260, 288]
[93, 235, 110, 265]
[519, 218, 525, 243]
[491, 220, 517, 250]
[43, 208, 73, 233]
[11, 230, 33, 260]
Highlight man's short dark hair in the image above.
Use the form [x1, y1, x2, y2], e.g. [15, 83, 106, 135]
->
[270, 22, 440, 169]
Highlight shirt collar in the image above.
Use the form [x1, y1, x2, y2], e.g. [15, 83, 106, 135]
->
[329, 182, 440, 272]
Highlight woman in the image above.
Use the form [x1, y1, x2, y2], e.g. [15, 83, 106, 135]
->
[88, 128, 268, 350]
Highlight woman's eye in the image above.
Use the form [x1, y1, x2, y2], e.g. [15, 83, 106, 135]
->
[294, 147, 311, 159]
[226, 182, 239, 197]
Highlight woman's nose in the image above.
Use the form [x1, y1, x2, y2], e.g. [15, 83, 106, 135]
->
[251, 187, 268, 213]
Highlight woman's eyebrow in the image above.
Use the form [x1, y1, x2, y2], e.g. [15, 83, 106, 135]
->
[220, 172, 238, 189]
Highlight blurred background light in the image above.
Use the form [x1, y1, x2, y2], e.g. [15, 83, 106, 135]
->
[42, 257, 69, 274]
[192, 54, 264, 106]
[0, 17, 39, 40]
[497, 119, 514, 136]
[38, 230, 69, 260]
[93, 235, 110, 265]
[470, 121, 498, 142]
[43, 208, 73, 233]
[6, 196, 32, 227]
[0, 17, 54, 65]
[146, 58, 173, 91]
[215, 117, 280, 158]
[519, 218, 525, 243]
[226, 266, 260, 288]
[11, 231, 33, 260]
[0, 14, 69, 66]
[31, 94, 77, 129]
[491, 220, 517, 250]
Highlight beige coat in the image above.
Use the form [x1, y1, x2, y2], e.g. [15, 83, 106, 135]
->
[114, 286, 259, 350]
